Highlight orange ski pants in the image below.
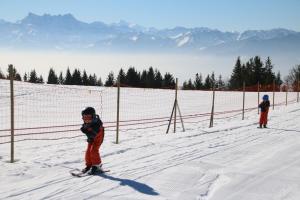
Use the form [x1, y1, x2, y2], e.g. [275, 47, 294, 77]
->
[259, 111, 269, 125]
[85, 127, 104, 166]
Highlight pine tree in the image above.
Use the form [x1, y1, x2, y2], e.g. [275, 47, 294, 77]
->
[105, 71, 115, 86]
[182, 81, 188, 90]
[15, 73, 22, 81]
[29, 69, 38, 83]
[58, 72, 64, 84]
[82, 70, 89, 85]
[118, 68, 127, 85]
[182, 79, 194, 90]
[88, 74, 96, 86]
[275, 71, 283, 86]
[7, 65, 15, 79]
[187, 79, 194, 90]
[6, 65, 21, 81]
[154, 69, 163, 88]
[204, 74, 211, 89]
[126, 67, 140, 87]
[163, 72, 175, 88]
[264, 57, 275, 85]
[229, 57, 243, 89]
[253, 56, 264, 85]
[64, 68, 72, 85]
[217, 75, 225, 89]
[23, 72, 28, 82]
[194, 73, 203, 90]
[146, 67, 155, 88]
[140, 70, 148, 88]
[71, 69, 82, 85]
[96, 77, 103, 86]
[211, 72, 216, 87]
[47, 68, 58, 84]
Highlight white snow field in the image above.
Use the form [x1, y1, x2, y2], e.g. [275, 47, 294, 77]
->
[0, 79, 300, 200]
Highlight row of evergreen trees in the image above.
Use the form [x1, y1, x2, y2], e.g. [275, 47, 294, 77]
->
[0, 66, 176, 88]
[229, 56, 283, 89]
[180, 56, 285, 90]
[107, 67, 176, 88]
[181, 56, 284, 91]
[182, 73, 225, 90]
[47, 68, 103, 86]
[0, 66, 103, 86]
[0, 66, 44, 83]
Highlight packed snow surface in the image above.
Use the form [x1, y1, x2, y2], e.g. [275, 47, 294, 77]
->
[0, 80, 300, 200]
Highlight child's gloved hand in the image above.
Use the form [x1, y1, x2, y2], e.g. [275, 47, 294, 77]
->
[81, 126, 89, 134]
[81, 124, 93, 133]
[87, 137, 94, 143]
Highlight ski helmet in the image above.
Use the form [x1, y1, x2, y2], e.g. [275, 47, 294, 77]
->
[81, 107, 96, 117]
[263, 95, 269, 101]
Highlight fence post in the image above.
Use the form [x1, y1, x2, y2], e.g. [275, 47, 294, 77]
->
[173, 78, 178, 133]
[286, 83, 288, 106]
[297, 79, 299, 103]
[242, 81, 245, 120]
[167, 78, 185, 134]
[257, 82, 260, 115]
[273, 79, 275, 110]
[9, 64, 15, 163]
[116, 76, 120, 144]
[209, 84, 215, 128]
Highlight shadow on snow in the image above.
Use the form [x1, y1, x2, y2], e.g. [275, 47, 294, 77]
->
[99, 173, 159, 196]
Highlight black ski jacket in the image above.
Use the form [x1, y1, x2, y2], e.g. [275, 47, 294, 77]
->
[81, 115, 103, 143]
[259, 100, 270, 112]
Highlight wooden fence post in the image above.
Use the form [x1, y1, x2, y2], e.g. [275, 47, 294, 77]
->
[209, 84, 215, 128]
[9, 64, 15, 163]
[116, 76, 120, 144]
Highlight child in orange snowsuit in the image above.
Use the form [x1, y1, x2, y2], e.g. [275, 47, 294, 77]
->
[80, 107, 104, 174]
[259, 95, 270, 128]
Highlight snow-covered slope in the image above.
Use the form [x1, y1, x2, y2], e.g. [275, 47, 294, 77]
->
[0, 81, 300, 200]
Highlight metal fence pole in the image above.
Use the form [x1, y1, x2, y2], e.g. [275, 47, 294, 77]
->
[166, 101, 176, 134]
[273, 79, 275, 110]
[286, 84, 288, 106]
[116, 76, 120, 144]
[297, 79, 299, 103]
[257, 82, 260, 115]
[173, 78, 178, 133]
[242, 81, 245, 120]
[9, 64, 15, 163]
[209, 84, 215, 128]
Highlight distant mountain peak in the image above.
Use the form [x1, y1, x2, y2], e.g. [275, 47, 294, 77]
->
[238, 28, 297, 41]
[20, 12, 80, 25]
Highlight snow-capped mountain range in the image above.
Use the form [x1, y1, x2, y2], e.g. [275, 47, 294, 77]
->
[1, 13, 300, 55]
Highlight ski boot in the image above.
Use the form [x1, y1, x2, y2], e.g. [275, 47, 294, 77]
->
[81, 166, 91, 173]
[89, 164, 103, 175]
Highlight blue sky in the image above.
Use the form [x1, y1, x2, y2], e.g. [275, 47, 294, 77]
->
[0, 0, 299, 31]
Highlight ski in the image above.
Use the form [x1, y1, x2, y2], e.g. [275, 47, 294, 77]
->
[70, 168, 110, 177]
